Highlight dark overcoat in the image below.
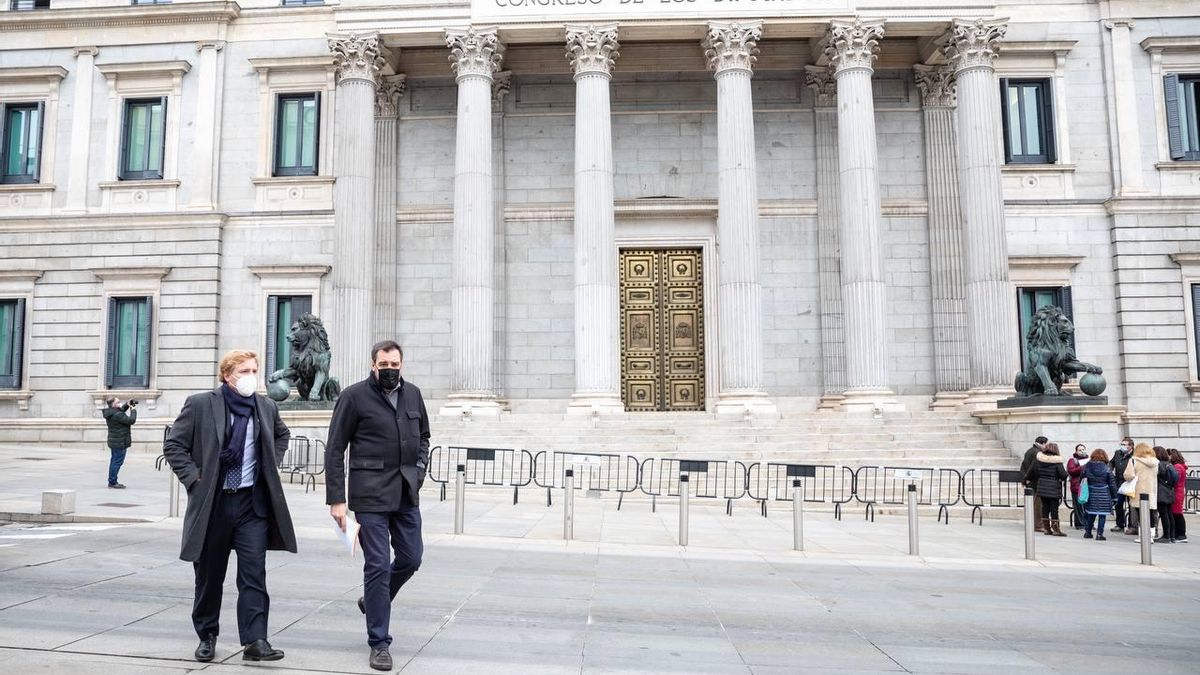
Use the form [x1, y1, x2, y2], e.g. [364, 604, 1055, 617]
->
[102, 404, 136, 448]
[162, 387, 298, 562]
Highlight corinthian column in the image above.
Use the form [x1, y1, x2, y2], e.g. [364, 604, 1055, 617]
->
[703, 21, 776, 416]
[914, 64, 970, 408]
[565, 24, 624, 415]
[328, 33, 386, 383]
[821, 19, 899, 411]
[374, 75, 406, 343]
[442, 27, 504, 417]
[942, 19, 1018, 403]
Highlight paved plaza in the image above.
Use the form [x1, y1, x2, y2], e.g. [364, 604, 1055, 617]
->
[0, 444, 1197, 674]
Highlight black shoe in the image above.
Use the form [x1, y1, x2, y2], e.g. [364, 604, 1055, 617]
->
[1153, 537, 1173, 544]
[358, 596, 366, 614]
[194, 635, 216, 662]
[1096, 534, 1107, 541]
[1083, 532, 1093, 539]
[242, 639, 284, 661]
[370, 646, 393, 671]
[108, 483, 126, 489]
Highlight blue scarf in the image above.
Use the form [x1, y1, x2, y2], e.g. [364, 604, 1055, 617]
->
[219, 383, 258, 474]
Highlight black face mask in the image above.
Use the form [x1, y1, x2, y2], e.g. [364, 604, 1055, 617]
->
[377, 368, 401, 391]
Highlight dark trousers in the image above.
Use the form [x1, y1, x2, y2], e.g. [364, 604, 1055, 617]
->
[108, 447, 127, 485]
[358, 504, 423, 648]
[1174, 512, 1187, 538]
[1115, 494, 1129, 530]
[1083, 513, 1107, 536]
[1041, 496, 1061, 521]
[1159, 503, 1176, 539]
[192, 487, 269, 645]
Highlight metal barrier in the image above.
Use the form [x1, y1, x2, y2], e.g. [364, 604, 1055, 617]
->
[429, 445, 535, 504]
[1185, 476, 1200, 514]
[280, 435, 312, 485]
[637, 458, 749, 515]
[532, 450, 640, 509]
[745, 462, 855, 520]
[853, 466, 962, 523]
[960, 469, 1026, 525]
[155, 424, 173, 470]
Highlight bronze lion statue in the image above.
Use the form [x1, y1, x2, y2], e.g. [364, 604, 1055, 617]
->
[1014, 305, 1101, 396]
[266, 313, 341, 402]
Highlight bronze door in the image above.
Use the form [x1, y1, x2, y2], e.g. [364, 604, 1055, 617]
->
[619, 248, 705, 412]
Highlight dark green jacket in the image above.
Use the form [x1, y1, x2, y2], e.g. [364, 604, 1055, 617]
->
[103, 405, 136, 449]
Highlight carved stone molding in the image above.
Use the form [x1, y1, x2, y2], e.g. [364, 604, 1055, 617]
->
[446, 27, 505, 81]
[942, 18, 1008, 73]
[913, 64, 957, 107]
[328, 32, 386, 85]
[375, 74, 407, 117]
[565, 23, 619, 77]
[702, 21, 762, 74]
[195, 40, 225, 53]
[822, 19, 885, 75]
[804, 64, 837, 107]
[492, 71, 512, 108]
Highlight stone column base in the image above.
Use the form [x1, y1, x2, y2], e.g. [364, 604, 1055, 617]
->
[566, 393, 626, 416]
[930, 390, 970, 410]
[439, 395, 502, 418]
[839, 388, 904, 414]
[817, 393, 846, 411]
[714, 391, 778, 419]
[962, 386, 1014, 411]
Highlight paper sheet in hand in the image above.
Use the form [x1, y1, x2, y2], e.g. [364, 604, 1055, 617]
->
[334, 515, 360, 556]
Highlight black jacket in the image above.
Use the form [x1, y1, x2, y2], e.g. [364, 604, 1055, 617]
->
[1020, 445, 1041, 487]
[1157, 463, 1178, 505]
[102, 405, 136, 449]
[1026, 452, 1069, 499]
[325, 374, 431, 512]
[1110, 449, 1132, 482]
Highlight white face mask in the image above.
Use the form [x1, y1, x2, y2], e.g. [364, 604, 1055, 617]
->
[234, 374, 257, 397]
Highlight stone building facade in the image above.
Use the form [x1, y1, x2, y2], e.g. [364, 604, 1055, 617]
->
[1, 0, 1199, 450]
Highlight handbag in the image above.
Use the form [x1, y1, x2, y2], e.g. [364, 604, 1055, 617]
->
[1118, 471, 1138, 498]
[1077, 478, 1089, 504]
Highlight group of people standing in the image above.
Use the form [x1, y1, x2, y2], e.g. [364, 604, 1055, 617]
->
[1022, 435, 1189, 543]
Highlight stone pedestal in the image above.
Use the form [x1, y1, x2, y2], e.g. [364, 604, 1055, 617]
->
[974, 405, 1127, 461]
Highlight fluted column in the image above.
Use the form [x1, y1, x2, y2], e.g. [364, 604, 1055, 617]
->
[328, 33, 385, 382]
[822, 19, 899, 411]
[64, 46, 98, 213]
[704, 22, 776, 416]
[942, 19, 1018, 401]
[442, 27, 504, 416]
[566, 24, 624, 415]
[188, 41, 224, 210]
[915, 64, 970, 408]
[374, 75, 406, 343]
[806, 65, 845, 409]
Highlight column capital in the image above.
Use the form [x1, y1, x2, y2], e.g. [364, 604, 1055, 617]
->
[941, 18, 1008, 74]
[375, 74, 407, 117]
[703, 21, 762, 75]
[913, 64, 957, 107]
[565, 23, 620, 77]
[72, 46, 98, 58]
[1103, 18, 1136, 31]
[804, 64, 837, 107]
[446, 27, 505, 82]
[195, 40, 226, 53]
[821, 19, 885, 75]
[328, 32, 387, 85]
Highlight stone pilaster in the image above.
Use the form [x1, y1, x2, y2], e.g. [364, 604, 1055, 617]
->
[1105, 19, 1146, 195]
[942, 19, 1018, 405]
[64, 46, 98, 213]
[565, 24, 624, 415]
[374, 74, 405, 343]
[821, 19, 899, 411]
[914, 64, 970, 408]
[328, 32, 385, 382]
[703, 21, 776, 416]
[188, 41, 224, 210]
[442, 27, 505, 417]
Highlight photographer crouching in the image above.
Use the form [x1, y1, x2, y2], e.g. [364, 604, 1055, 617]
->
[102, 397, 138, 488]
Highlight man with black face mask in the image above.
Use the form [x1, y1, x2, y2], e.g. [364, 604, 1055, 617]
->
[325, 340, 430, 672]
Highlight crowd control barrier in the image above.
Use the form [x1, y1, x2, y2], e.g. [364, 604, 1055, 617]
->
[961, 469, 1026, 525]
[428, 445, 535, 504]
[745, 462, 856, 520]
[1185, 476, 1200, 514]
[532, 450, 640, 509]
[155, 424, 173, 470]
[852, 466, 962, 523]
[637, 458, 749, 515]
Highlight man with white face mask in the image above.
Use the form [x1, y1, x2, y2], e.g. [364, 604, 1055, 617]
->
[163, 349, 297, 664]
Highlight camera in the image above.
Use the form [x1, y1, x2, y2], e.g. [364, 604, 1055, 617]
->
[129, 399, 139, 407]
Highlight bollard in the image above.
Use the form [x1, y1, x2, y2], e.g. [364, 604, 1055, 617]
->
[1139, 494, 1152, 565]
[907, 483, 919, 556]
[792, 478, 804, 552]
[1023, 488, 1036, 561]
[168, 471, 180, 518]
[679, 474, 690, 547]
[453, 464, 466, 535]
[563, 468, 575, 541]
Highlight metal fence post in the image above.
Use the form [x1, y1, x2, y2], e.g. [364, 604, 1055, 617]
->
[564, 468, 574, 541]
[1139, 494, 1152, 565]
[1023, 488, 1036, 561]
[792, 478, 804, 552]
[907, 483, 919, 556]
[168, 471, 180, 518]
[679, 474, 689, 547]
[453, 464, 466, 535]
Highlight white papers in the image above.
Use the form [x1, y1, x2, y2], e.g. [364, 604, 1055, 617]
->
[333, 515, 360, 556]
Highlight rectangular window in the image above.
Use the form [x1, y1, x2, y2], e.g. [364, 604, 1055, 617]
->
[1165, 74, 1200, 161]
[1017, 287, 1074, 366]
[1, 102, 43, 184]
[120, 97, 166, 180]
[105, 297, 152, 389]
[10, 0, 51, 9]
[0, 299, 25, 390]
[266, 295, 313, 373]
[273, 93, 320, 176]
[1000, 78, 1056, 164]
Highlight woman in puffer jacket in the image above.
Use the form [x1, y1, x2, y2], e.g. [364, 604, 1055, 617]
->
[1080, 448, 1117, 540]
[1169, 448, 1188, 544]
[1026, 442, 1069, 536]
[1124, 443, 1159, 542]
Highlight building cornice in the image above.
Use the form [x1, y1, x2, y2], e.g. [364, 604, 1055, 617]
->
[997, 40, 1077, 56]
[0, 66, 68, 83]
[1140, 36, 1200, 53]
[0, 1, 241, 33]
[1106, 196, 1200, 214]
[97, 61, 192, 79]
[0, 212, 226, 232]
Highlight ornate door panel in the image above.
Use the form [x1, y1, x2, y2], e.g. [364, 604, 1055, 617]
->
[620, 249, 705, 412]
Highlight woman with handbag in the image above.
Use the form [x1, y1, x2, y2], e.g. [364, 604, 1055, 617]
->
[1067, 444, 1089, 529]
[1027, 442, 1069, 536]
[1154, 446, 1178, 543]
[1169, 448, 1188, 544]
[1124, 443, 1160, 543]
[1080, 449, 1117, 540]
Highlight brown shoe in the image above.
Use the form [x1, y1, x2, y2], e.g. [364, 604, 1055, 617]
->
[1051, 520, 1067, 537]
[1041, 518, 1053, 535]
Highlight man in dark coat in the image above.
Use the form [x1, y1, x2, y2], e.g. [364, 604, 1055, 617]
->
[1110, 437, 1135, 533]
[326, 340, 430, 672]
[163, 349, 297, 664]
[102, 396, 137, 488]
[1020, 436, 1048, 531]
